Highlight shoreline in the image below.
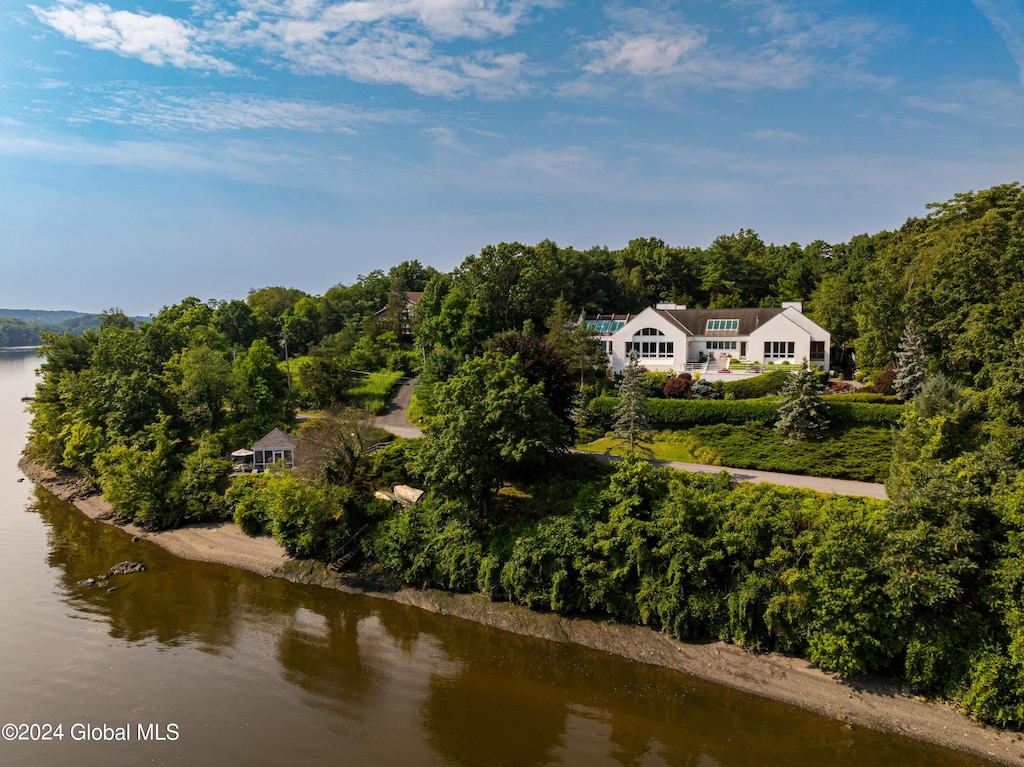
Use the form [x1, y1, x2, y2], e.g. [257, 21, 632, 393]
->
[17, 457, 1024, 766]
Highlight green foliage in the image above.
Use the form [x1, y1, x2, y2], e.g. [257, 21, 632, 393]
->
[95, 415, 182, 529]
[612, 351, 653, 457]
[365, 438, 423, 489]
[227, 474, 272, 536]
[594, 396, 779, 426]
[776, 363, 831, 441]
[364, 497, 483, 591]
[893, 325, 929, 402]
[176, 438, 232, 523]
[337, 370, 404, 414]
[242, 472, 354, 559]
[417, 352, 570, 514]
[689, 378, 720, 400]
[720, 370, 791, 399]
[688, 423, 893, 482]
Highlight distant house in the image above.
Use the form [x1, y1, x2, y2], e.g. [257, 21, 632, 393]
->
[251, 428, 298, 472]
[373, 291, 422, 341]
[587, 301, 830, 375]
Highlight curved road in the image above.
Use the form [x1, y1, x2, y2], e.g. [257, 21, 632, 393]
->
[376, 379, 887, 500]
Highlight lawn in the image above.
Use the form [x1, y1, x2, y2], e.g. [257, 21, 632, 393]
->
[338, 370, 405, 414]
[577, 423, 892, 483]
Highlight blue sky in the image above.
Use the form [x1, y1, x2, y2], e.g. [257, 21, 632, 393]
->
[3, 0, 1023, 315]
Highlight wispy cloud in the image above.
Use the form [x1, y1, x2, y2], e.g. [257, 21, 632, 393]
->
[569, 1, 887, 95]
[903, 78, 1024, 127]
[746, 128, 808, 142]
[973, 0, 1024, 84]
[30, 1, 236, 73]
[67, 90, 415, 133]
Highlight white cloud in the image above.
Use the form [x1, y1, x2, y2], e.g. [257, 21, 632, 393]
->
[571, 1, 887, 94]
[973, 0, 1024, 84]
[29, 0, 554, 96]
[30, 0, 236, 72]
[582, 28, 706, 77]
[208, 1, 549, 96]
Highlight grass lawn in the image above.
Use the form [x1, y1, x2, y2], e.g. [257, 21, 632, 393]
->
[338, 370, 404, 414]
[578, 423, 892, 483]
[576, 437, 700, 464]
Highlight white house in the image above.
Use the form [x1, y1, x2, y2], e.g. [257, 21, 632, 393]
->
[587, 302, 830, 375]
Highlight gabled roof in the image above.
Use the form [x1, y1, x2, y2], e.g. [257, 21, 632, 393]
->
[658, 307, 786, 336]
[252, 427, 297, 451]
[373, 291, 423, 320]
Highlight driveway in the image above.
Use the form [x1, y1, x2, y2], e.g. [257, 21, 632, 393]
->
[375, 376, 422, 438]
[376, 378, 886, 499]
[580, 452, 888, 500]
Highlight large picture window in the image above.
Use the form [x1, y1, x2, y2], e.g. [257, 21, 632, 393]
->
[764, 341, 795, 359]
[626, 341, 675, 358]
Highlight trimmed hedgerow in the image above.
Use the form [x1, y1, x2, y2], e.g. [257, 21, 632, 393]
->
[590, 396, 902, 430]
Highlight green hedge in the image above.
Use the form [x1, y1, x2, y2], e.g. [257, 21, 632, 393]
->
[591, 396, 903, 428]
[720, 370, 792, 399]
[827, 401, 902, 427]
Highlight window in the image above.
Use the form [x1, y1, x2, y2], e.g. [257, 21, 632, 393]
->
[706, 319, 739, 332]
[810, 341, 826, 361]
[586, 319, 625, 334]
[626, 341, 674, 358]
[764, 341, 796, 359]
[637, 327, 664, 336]
[706, 341, 737, 350]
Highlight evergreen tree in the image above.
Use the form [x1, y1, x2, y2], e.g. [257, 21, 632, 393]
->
[893, 325, 929, 402]
[690, 378, 721, 400]
[775, 360, 831, 441]
[612, 351, 653, 457]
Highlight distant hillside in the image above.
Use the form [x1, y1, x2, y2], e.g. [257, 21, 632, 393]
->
[0, 309, 148, 347]
[0, 309, 91, 324]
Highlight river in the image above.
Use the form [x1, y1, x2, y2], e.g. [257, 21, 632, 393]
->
[0, 347, 997, 767]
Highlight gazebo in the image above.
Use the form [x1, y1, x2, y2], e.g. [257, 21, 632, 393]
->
[251, 428, 298, 472]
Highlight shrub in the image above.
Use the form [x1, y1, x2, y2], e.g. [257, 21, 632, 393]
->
[721, 370, 792, 399]
[873, 362, 896, 395]
[640, 370, 674, 398]
[690, 378, 721, 399]
[663, 374, 692, 399]
[227, 474, 272, 535]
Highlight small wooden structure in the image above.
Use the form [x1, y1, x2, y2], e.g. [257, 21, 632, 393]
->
[251, 428, 298, 472]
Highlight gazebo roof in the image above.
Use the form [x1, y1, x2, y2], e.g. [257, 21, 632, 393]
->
[251, 428, 297, 451]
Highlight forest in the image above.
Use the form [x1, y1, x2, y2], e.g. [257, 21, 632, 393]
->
[24, 181, 1024, 726]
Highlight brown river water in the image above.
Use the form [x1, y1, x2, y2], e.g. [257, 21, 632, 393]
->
[0, 347, 999, 767]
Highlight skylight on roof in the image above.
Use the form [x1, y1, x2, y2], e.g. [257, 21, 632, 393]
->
[586, 319, 625, 334]
[706, 319, 739, 331]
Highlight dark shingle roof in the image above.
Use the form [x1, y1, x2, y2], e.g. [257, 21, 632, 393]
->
[659, 307, 785, 335]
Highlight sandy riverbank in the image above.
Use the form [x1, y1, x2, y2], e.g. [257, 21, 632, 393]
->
[17, 457, 1024, 766]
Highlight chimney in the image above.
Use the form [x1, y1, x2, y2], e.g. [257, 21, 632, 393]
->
[781, 301, 803, 313]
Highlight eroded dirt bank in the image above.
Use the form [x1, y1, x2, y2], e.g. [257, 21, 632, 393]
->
[17, 457, 1024, 766]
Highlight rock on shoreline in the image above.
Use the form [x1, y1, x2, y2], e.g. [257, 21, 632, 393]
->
[17, 455, 1024, 766]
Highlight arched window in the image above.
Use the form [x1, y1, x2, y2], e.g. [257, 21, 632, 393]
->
[626, 328, 674, 358]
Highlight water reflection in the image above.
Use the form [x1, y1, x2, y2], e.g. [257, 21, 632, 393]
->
[15, 468, 997, 767]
